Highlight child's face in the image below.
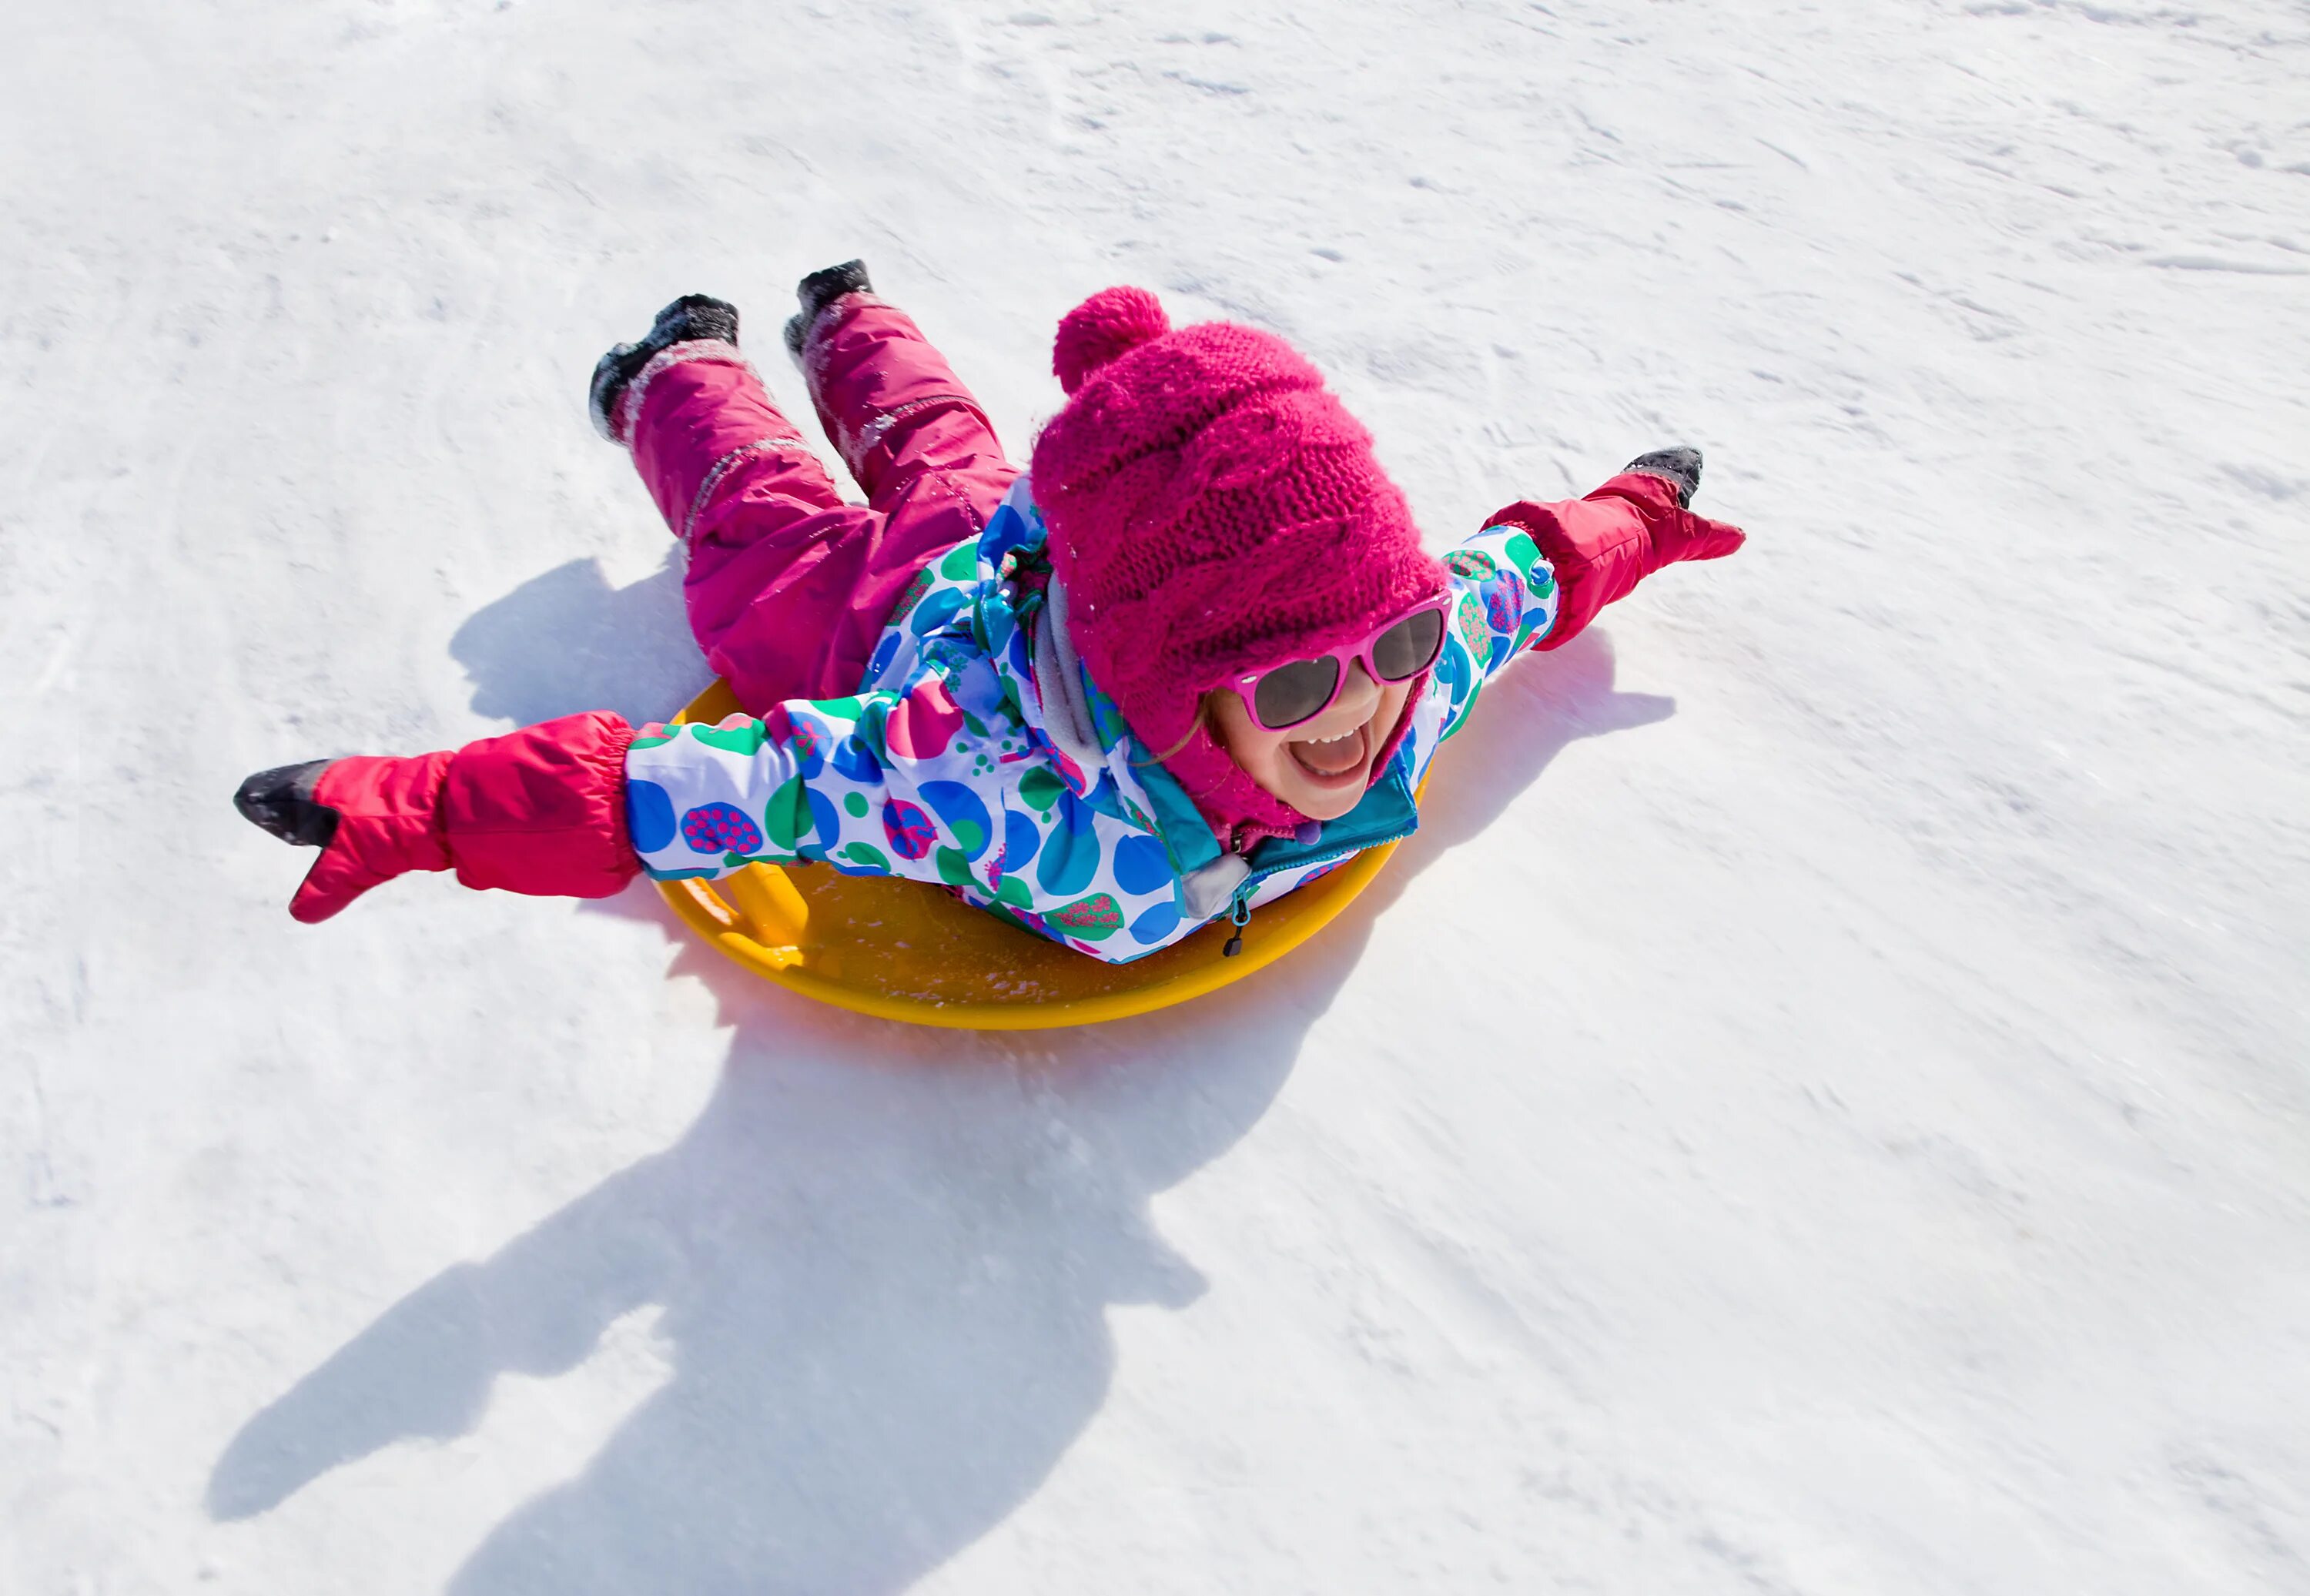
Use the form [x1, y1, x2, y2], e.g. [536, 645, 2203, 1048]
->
[1207, 662, 1412, 822]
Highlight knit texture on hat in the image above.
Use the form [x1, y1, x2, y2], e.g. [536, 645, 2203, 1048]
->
[1030, 287, 1448, 847]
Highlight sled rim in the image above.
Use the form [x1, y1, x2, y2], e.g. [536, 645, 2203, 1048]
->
[652, 680, 1408, 1029]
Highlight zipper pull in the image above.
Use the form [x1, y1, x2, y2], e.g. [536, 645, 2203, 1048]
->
[1222, 895, 1251, 958]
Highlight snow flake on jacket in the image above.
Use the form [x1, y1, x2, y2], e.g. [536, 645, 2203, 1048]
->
[624, 477, 1558, 962]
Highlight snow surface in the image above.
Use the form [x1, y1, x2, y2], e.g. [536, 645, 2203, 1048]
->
[5, 0, 2308, 1589]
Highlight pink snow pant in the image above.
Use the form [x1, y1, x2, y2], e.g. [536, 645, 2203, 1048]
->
[622, 299, 1020, 712]
[278, 301, 1021, 922]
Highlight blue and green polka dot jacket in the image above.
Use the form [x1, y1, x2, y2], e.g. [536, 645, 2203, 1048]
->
[624, 477, 1559, 962]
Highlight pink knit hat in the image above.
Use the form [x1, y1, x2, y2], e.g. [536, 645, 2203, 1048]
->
[1031, 287, 1449, 848]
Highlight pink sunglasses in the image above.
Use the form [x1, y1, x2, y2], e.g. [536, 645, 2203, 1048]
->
[1227, 594, 1454, 731]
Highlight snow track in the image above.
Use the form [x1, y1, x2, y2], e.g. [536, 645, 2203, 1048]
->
[4, 0, 2305, 1589]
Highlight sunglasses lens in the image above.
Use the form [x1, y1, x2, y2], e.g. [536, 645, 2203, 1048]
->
[1252, 657, 1341, 729]
[1371, 607, 1446, 681]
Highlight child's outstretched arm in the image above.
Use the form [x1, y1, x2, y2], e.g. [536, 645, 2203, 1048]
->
[1431, 447, 1746, 739]
[236, 684, 1172, 943]
[234, 712, 641, 922]
[1493, 447, 1745, 654]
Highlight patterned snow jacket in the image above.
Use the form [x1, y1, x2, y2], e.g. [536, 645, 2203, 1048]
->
[624, 476, 1562, 962]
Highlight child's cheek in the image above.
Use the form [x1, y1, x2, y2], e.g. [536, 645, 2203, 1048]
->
[1220, 718, 1287, 785]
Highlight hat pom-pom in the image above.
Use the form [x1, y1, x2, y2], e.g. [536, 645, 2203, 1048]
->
[1053, 286, 1170, 395]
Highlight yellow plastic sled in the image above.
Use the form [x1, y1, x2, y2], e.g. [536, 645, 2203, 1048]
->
[654, 680, 1411, 1029]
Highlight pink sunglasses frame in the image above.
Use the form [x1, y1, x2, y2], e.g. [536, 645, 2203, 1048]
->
[1224, 592, 1456, 732]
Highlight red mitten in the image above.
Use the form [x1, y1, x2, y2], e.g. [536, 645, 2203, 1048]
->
[1486, 463, 1745, 653]
[293, 751, 458, 922]
[235, 711, 640, 923]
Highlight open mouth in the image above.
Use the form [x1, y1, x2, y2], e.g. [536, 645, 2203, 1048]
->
[1286, 723, 1371, 784]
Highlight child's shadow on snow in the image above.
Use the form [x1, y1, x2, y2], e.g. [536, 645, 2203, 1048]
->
[448, 554, 712, 728]
[208, 1017, 1280, 1594]
[208, 557, 1668, 1594]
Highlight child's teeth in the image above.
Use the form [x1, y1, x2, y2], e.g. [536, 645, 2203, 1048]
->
[1291, 727, 1365, 775]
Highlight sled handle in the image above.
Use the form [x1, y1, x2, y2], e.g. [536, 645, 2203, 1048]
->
[708, 863, 811, 948]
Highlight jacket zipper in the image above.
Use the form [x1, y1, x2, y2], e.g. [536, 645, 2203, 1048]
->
[1222, 894, 1253, 958]
[1217, 814, 1418, 958]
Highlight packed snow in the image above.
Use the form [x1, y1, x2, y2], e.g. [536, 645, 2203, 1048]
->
[5, 0, 2307, 1589]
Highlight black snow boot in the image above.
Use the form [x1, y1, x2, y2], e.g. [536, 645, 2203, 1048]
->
[783, 259, 874, 358]
[234, 759, 341, 849]
[588, 293, 742, 440]
[1623, 446, 1703, 509]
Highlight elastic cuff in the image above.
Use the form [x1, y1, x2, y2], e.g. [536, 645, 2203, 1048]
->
[613, 339, 756, 447]
[793, 292, 887, 384]
[594, 716, 642, 878]
[1477, 500, 1556, 541]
